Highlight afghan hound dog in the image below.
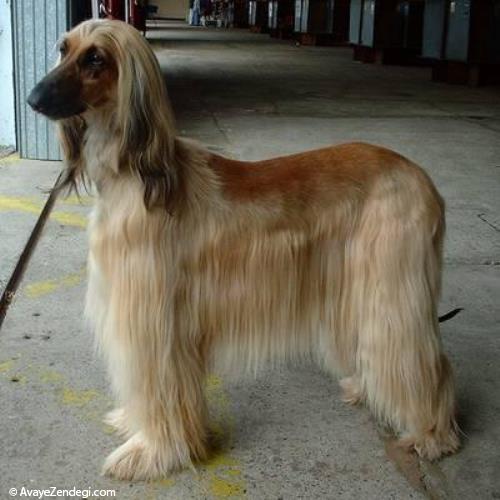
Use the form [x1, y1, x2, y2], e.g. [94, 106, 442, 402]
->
[28, 19, 459, 480]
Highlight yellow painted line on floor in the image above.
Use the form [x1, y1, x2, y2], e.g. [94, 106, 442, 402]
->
[0, 196, 41, 215]
[0, 195, 87, 228]
[61, 387, 99, 407]
[0, 153, 20, 166]
[25, 281, 58, 298]
[50, 210, 87, 228]
[0, 360, 15, 373]
[203, 375, 247, 499]
[25, 268, 86, 298]
[147, 477, 176, 498]
[35, 366, 113, 432]
[155, 478, 175, 488]
[39, 369, 64, 383]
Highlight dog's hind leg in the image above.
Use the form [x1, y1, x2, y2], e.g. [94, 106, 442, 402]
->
[352, 183, 459, 460]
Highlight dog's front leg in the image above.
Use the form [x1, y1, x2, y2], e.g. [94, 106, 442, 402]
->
[101, 318, 209, 480]
[96, 248, 209, 481]
[102, 355, 209, 481]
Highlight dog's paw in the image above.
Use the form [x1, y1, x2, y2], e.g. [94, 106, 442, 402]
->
[398, 428, 460, 461]
[339, 376, 362, 405]
[104, 408, 131, 438]
[102, 433, 168, 481]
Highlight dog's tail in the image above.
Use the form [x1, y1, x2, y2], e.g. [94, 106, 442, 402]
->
[438, 308, 463, 323]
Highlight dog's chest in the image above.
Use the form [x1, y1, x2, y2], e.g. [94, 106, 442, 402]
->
[83, 131, 120, 184]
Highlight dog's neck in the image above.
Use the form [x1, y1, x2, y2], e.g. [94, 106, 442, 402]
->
[77, 107, 219, 215]
[81, 108, 122, 189]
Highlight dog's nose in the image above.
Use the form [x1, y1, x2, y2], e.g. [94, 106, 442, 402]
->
[27, 81, 53, 113]
[27, 84, 45, 112]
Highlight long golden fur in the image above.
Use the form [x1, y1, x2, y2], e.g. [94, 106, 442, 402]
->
[29, 19, 459, 480]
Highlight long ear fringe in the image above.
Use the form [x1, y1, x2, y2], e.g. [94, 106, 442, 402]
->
[54, 23, 179, 210]
[54, 116, 89, 198]
[116, 32, 178, 211]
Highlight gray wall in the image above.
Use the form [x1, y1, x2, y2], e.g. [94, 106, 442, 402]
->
[13, 0, 68, 160]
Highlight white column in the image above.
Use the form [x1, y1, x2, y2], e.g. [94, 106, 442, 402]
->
[0, 0, 16, 148]
[91, 0, 100, 18]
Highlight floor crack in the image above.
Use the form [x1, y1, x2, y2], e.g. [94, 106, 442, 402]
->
[477, 213, 500, 232]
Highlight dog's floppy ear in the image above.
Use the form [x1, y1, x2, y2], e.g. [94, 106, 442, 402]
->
[55, 116, 87, 194]
[115, 35, 178, 210]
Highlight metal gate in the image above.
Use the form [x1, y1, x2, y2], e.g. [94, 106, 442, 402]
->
[13, 0, 69, 160]
[422, 0, 447, 60]
[349, 0, 362, 44]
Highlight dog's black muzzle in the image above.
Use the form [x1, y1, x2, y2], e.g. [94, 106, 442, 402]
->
[27, 67, 86, 120]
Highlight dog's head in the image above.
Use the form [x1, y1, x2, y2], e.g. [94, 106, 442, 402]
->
[28, 21, 117, 119]
[27, 19, 177, 208]
[27, 19, 167, 120]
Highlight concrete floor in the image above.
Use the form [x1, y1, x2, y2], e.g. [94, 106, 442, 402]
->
[1, 22, 499, 500]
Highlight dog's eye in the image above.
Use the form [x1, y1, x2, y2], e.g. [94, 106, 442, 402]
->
[85, 50, 104, 67]
[59, 43, 68, 57]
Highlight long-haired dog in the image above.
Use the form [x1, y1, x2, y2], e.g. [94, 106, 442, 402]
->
[28, 19, 459, 480]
